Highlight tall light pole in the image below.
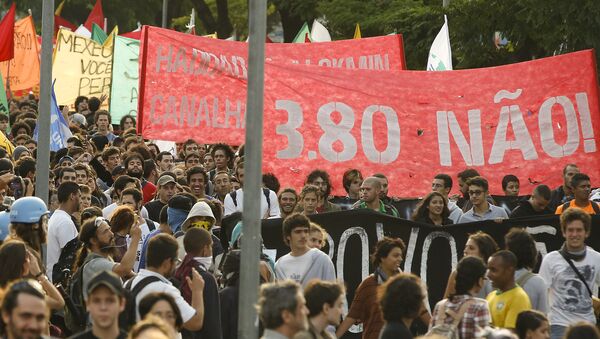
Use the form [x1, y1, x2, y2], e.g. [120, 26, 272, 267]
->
[238, 0, 267, 338]
[36, 0, 53, 203]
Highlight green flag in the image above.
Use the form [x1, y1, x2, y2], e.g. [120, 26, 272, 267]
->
[0, 72, 8, 116]
[109, 36, 139, 121]
[293, 22, 311, 43]
[91, 23, 108, 44]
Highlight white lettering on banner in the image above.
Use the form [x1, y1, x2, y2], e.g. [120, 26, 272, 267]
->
[437, 110, 484, 167]
[539, 96, 580, 157]
[148, 94, 245, 128]
[362, 105, 401, 164]
[275, 100, 304, 159]
[525, 225, 557, 257]
[576, 93, 597, 153]
[337, 227, 369, 334]
[489, 89, 538, 164]
[318, 102, 357, 162]
[275, 101, 401, 164]
[439, 91, 596, 166]
[291, 54, 390, 71]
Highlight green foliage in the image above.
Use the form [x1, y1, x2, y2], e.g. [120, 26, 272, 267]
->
[319, 0, 600, 72]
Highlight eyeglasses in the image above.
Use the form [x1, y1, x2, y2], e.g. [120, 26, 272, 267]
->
[468, 190, 485, 196]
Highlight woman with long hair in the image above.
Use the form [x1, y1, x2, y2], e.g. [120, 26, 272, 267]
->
[444, 231, 499, 299]
[336, 237, 409, 339]
[299, 185, 320, 216]
[0, 240, 64, 310]
[411, 192, 452, 225]
[109, 205, 137, 262]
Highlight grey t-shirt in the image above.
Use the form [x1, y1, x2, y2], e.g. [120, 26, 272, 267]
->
[458, 204, 508, 223]
[275, 248, 336, 287]
[515, 268, 548, 313]
[82, 253, 116, 298]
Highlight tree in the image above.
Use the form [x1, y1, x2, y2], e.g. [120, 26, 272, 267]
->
[319, 0, 600, 72]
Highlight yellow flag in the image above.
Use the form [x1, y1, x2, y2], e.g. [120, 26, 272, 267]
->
[354, 23, 362, 39]
[55, 0, 65, 16]
[103, 25, 119, 48]
[0, 131, 14, 156]
[203, 33, 217, 39]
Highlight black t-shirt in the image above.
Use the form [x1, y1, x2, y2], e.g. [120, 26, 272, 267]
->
[69, 329, 127, 339]
[379, 321, 413, 339]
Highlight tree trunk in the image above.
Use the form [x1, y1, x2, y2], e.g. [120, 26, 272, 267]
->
[192, 0, 218, 34]
[278, 8, 304, 42]
[215, 0, 233, 38]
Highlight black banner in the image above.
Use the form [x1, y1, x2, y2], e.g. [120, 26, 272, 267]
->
[251, 210, 600, 338]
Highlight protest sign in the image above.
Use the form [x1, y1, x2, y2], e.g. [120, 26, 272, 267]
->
[137, 25, 407, 140]
[0, 16, 40, 92]
[53, 28, 112, 110]
[139, 42, 600, 196]
[110, 35, 139, 121]
[246, 210, 593, 338]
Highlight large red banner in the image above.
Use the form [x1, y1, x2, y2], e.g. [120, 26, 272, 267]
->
[137, 28, 600, 197]
[137, 26, 406, 142]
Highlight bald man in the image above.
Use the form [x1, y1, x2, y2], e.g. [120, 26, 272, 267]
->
[352, 177, 399, 217]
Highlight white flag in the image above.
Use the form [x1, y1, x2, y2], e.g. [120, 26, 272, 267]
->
[427, 15, 452, 71]
[311, 20, 331, 42]
[74, 24, 92, 38]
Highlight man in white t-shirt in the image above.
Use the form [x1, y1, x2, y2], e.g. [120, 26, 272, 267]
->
[46, 182, 81, 281]
[223, 163, 280, 218]
[128, 233, 205, 331]
[275, 213, 335, 287]
[539, 207, 600, 339]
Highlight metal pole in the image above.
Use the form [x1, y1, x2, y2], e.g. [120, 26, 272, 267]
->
[162, 0, 168, 28]
[36, 0, 53, 204]
[238, 0, 266, 338]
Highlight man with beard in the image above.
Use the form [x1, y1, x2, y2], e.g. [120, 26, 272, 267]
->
[46, 182, 81, 282]
[1, 279, 49, 339]
[371, 173, 399, 217]
[127, 234, 205, 331]
[124, 153, 156, 204]
[302, 170, 341, 213]
[156, 151, 174, 172]
[78, 216, 141, 295]
[279, 188, 299, 219]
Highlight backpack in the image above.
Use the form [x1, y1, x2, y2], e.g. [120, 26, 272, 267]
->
[144, 218, 156, 232]
[230, 188, 271, 210]
[53, 237, 82, 286]
[561, 200, 600, 214]
[426, 299, 474, 339]
[120, 275, 163, 331]
[516, 271, 535, 287]
[63, 257, 96, 333]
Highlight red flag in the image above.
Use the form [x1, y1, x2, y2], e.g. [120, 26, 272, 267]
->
[121, 30, 141, 40]
[84, 0, 104, 31]
[54, 15, 77, 34]
[0, 3, 16, 62]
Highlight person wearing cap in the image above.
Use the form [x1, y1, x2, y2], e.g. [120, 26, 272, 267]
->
[138, 193, 195, 270]
[70, 271, 127, 339]
[144, 175, 177, 223]
[176, 200, 224, 261]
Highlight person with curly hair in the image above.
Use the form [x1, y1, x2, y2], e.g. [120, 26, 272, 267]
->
[411, 191, 453, 225]
[378, 273, 425, 339]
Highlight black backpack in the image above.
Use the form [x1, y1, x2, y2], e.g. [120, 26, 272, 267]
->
[230, 188, 271, 209]
[63, 258, 94, 333]
[144, 218, 156, 232]
[120, 276, 162, 331]
[53, 237, 82, 286]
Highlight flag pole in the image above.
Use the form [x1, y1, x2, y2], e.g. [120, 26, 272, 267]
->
[161, 0, 168, 28]
[36, 0, 54, 204]
[238, 0, 266, 337]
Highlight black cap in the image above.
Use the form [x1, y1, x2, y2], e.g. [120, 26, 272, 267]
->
[86, 271, 124, 300]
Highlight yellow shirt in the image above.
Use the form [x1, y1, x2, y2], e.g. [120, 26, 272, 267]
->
[486, 286, 531, 329]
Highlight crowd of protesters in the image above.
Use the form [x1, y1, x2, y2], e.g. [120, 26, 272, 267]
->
[0, 94, 596, 339]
